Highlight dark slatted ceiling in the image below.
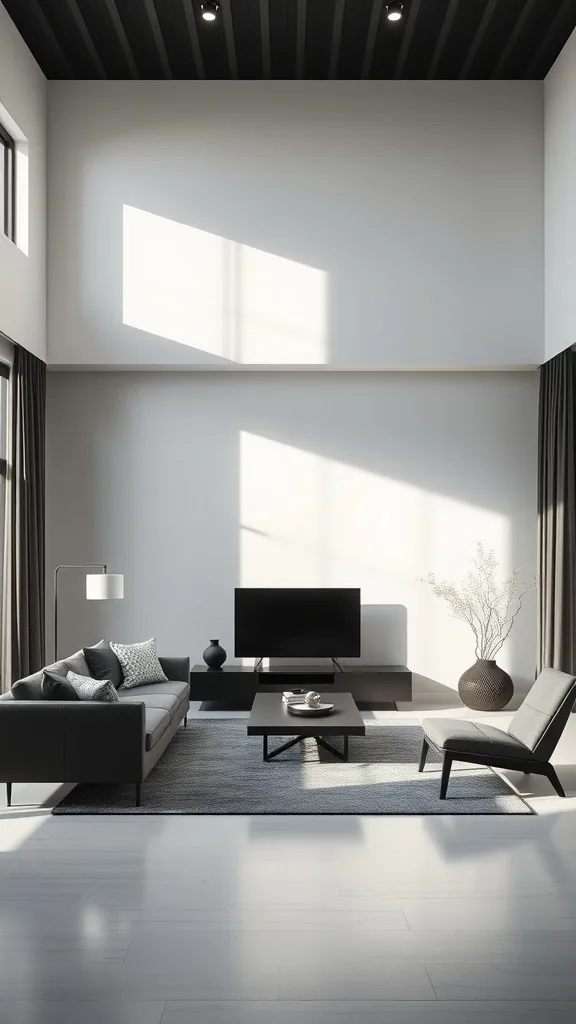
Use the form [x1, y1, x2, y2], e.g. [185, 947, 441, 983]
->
[3, 0, 576, 80]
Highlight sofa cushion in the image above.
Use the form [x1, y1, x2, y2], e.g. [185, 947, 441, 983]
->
[11, 655, 87, 700]
[111, 638, 168, 689]
[12, 671, 44, 700]
[145, 707, 171, 751]
[44, 659, 75, 678]
[423, 718, 532, 760]
[84, 640, 124, 688]
[63, 649, 90, 677]
[118, 691, 177, 716]
[118, 680, 188, 724]
[66, 671, 119, 703]
[116, 680, 189, 701]
[42, 670, 80, 701]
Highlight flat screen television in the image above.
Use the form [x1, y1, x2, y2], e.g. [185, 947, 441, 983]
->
[234, 588, 361, 658]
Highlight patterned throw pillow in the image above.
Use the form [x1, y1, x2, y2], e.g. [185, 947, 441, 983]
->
[66, 670, 119, 702]
[110, 638, 168, 689]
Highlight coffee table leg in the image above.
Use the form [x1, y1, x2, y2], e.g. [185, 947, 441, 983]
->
[263, 736, 306, 761]
[315, 735, 348, 762]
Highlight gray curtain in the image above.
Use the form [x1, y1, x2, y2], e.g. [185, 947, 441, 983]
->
[538, 348, 576, 674]
[1, 346, 46, 691]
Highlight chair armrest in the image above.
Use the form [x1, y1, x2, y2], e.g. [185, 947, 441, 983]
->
[0, 701, 145, 784]
[159, 656, 190, 683]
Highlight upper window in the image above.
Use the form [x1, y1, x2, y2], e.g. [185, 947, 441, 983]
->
[0, 120, 15, 242]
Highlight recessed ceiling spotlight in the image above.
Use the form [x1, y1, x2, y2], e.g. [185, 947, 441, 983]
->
[386, 1, 404, 21]
[201, 2, 219, 22]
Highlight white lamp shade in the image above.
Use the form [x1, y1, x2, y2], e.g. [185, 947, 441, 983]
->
[86, 573, 124, 600]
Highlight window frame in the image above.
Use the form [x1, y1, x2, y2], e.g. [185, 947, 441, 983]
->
[0, 120, 16, 243]
[0, 361, 9, 685]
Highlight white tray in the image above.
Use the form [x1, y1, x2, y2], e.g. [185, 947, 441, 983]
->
[286, 702, 335, 717]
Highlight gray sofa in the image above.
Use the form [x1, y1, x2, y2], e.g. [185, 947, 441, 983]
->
[0, 649, 190, 806]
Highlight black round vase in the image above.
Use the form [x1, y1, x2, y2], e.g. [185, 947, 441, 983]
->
[458, 659, 513, 711]
[203, 639, 227, 670]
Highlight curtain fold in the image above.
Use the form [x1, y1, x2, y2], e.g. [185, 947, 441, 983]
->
[537, 348, 576, 674]
[1, 346, 46, 691]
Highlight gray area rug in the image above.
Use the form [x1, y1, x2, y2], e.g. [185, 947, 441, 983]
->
[52, 721, 532, 815]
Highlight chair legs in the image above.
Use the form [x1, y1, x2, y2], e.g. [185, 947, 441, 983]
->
[541, 763, 566, 798]
[135, 783, 141, 807]
[418, 737, 429, 773]
[6, 783, 11, 807]
[439, 753, 453, 799]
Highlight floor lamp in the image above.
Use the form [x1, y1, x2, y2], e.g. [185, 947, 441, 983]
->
[53, 564, 124, 661]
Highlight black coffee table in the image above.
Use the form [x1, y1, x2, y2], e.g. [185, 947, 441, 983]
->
[247, 692, 365, 762]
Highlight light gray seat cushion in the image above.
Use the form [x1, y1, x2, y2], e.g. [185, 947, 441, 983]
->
[117, 680, 189, 701]
[144, 708, 171, 751]
[423, 718, 532, 760]
[117, 680, 189, 748]
[118, 680, 188, 719]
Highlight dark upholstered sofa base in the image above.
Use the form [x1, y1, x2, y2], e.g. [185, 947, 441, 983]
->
[0, 653, 190, 806]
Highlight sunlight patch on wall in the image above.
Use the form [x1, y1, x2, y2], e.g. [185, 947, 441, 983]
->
[122, 205, 326, 363]
[239, 432, 510, 687]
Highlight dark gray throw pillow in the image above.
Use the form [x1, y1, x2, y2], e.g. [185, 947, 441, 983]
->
[83, 640, 124, 687]
[42, 670, 80, 701]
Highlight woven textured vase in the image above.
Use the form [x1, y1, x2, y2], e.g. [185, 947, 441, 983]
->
[458, 659, 514, 711]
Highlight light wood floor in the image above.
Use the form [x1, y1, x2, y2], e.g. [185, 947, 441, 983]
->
[1, 698, 576, 1023]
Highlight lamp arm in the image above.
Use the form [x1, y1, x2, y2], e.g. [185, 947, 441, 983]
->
[53, 564, 107, 663]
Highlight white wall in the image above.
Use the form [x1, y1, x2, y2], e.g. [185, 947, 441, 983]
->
[0, 2, 46, 360]
[545, 27, 576, 363]
[47, 81, 543, 370]
[46, 370, 538, 697]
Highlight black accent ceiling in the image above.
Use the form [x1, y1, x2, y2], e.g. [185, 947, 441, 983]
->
[3, 0, 576, 80]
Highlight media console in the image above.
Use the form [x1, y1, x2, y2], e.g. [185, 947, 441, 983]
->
[190, 664, 412, 711]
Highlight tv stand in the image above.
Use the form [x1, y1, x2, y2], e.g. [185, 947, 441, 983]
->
[190, 663, 412, 711]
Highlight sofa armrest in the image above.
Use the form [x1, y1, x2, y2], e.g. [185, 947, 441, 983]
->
[0, 701, 145, 784]
[159, 656, 190, 683]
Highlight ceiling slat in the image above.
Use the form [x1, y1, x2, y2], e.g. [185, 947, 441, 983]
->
[103, 0, 139, 78]
[394, 0, 422, 79]
[328, 0, 346, 79]
[4, 0, 576, 82]
[180, 0, 205, 79]
[459, 0, 497, 79]
[361, 0, 383, 80]
[144, 0, 173, 78]
[65, 0, 107, 78]
[259, 0, 272, 79]
[296, 0, 307, 79]
[526, 0, 574, 78]
[427, 0, 460, 79]
[492, 0, 537, 78]
[29, 0, 75, 78]
[221, 0, 239, 79]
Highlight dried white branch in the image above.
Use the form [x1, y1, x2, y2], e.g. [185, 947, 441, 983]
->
[419, 543, 535, 662]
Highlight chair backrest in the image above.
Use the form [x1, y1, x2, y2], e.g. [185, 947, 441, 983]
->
[508, 667, 576, 760]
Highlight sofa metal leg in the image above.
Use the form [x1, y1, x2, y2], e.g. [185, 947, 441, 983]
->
[418, 737, 429, 773]
[6, 783, 11, 807]
[135, 783, 141, 807]
[542, 763, 566, 798]
[439, 753, 452, 799]
[183, 715, 188, 728]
